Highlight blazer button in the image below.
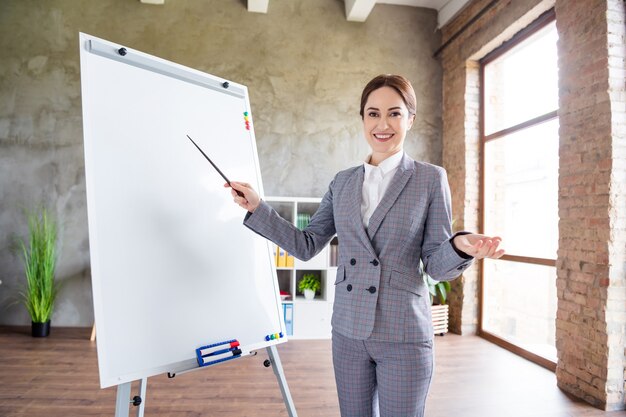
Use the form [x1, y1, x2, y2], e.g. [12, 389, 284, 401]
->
[370, 259, 379, 266]
[367, 286, 377, 294]
[350, 258, 356, 266]
[347, 284, 353, 292]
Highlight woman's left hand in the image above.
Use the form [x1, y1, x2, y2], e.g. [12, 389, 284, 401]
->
[453, 234, 505, 259]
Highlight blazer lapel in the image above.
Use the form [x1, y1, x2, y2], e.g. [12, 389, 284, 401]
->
[347, 166, 377, 256]
[367, 153, 415, 239]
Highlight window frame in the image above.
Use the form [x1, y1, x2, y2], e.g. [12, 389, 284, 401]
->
[478, 8, 558, 372]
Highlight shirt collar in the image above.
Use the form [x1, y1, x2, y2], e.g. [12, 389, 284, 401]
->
[364, 151, 404, 177]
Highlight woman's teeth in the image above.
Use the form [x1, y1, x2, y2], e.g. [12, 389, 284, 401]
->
[374, 133, 393, 140]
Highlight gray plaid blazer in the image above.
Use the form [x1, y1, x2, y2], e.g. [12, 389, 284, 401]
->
[244, 153, 472, 342]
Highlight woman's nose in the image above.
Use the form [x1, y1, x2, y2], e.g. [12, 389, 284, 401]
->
[377, 117, 389, 129]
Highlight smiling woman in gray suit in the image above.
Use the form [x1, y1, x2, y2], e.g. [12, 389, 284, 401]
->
[228, 74, 504, 417]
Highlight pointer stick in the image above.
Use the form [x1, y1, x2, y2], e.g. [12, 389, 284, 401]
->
[186, 135, 244, 197]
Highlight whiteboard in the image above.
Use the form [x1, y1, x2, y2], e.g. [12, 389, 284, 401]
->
[79, 33, 286, 389]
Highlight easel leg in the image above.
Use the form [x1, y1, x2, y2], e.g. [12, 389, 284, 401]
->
[266, 345, 298, 417]
[115, 382, 131, 417]
[114, 378, 147, 417]
[136, 378, 147, 417]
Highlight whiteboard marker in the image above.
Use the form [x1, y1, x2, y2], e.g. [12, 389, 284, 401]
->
[196, 339, 240, 357]
[199, 348, 243, 367]
[198, 340, 240, 357]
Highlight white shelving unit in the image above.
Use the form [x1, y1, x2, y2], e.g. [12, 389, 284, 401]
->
[265, 196, 338, 340]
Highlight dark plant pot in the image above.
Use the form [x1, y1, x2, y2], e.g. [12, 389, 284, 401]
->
[32, 320, 51, 337]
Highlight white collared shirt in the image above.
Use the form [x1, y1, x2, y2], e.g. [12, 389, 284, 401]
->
[361, 151, 404, 228]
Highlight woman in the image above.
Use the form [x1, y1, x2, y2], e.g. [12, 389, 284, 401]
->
[227, 74, 504, 417]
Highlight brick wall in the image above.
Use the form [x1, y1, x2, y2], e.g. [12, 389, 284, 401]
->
[554, 0, 626, 410]
[441, 0, 625, 410]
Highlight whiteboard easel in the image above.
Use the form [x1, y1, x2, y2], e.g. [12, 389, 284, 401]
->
[79, 33, 297, 416]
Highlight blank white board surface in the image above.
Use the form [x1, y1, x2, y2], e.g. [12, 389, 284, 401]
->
[79, 33, 286, 389]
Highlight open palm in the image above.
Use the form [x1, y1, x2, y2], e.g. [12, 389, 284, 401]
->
[453, 234, 505, 259]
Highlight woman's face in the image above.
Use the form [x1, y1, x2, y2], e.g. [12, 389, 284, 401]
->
[362, 86, 415, 164]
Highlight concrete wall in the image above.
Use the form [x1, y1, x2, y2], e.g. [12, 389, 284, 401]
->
[0, 0, 442, 326]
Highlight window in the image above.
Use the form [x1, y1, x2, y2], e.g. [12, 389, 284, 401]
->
[480, 12, 558, 367]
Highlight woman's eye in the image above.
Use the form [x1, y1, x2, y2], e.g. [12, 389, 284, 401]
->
[390, 112, 402, 117]
[368, 112, 379, 118]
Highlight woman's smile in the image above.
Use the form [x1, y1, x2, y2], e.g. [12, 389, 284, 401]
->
[373, 132, 395, 141]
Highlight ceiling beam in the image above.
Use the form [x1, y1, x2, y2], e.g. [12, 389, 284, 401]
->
[437, 0, 470, 28]
[345, 0, 376, 22]
[247, 0, 269, 14]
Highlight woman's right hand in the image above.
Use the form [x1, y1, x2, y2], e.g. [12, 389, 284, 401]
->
[226, 181, 261, 213]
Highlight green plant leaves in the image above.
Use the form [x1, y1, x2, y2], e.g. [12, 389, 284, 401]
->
[298, 273, 321, 293]
[19, 207, 58, 323]
[423, 271, 451, 305]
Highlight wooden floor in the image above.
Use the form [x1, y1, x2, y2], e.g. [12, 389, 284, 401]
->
[1, 327, 624, 417]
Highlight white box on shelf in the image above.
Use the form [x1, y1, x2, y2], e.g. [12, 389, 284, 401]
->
[292, 301, 332, 339]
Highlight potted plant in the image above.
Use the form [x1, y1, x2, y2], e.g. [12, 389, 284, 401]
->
[298, 273, 320, 300]
[423, 272, 451, 336]
[19, 207, 58, 337]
